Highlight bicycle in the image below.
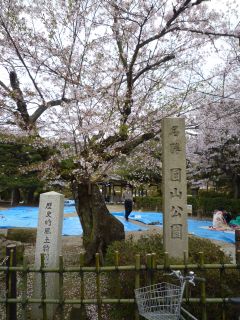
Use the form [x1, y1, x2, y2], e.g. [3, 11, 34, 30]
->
[135, 270, 199, 320]
[224, 297, 240, 320]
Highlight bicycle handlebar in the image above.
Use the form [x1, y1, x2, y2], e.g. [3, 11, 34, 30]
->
[165, 270, 206, 286]
[227, 297, 240, 305]
[194, 276, 206, 283]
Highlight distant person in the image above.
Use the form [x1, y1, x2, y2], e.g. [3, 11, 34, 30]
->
[212, 209, 228, 229]
[122, 185, 133, 221]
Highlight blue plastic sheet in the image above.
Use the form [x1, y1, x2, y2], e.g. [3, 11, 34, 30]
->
[61, 216, 147, 235]
[112, 211, 162, 226]
[112, 211, 235, 243]
[62, 217, 83, 236]
[0, 206, 77, 234]
[0, 207, 236, 242]
[0, 206, 38, 228]
[130, 212, 162, 225]
[0, 207, 147, 235]
[64, 200, 75, 206]
[113, 215, 148, 232]
[188, 219, 235, 244]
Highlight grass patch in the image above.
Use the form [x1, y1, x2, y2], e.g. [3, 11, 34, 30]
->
[7, 228, 37, 244]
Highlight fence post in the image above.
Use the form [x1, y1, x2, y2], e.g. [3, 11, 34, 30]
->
[40, 253, 47, 320]
[163, 252, 170, 271]
[199, 252, 207, 320]
[79, 252, 85, 316]
[146, 254, 152, 286]
[96, 253, 102, 320]
[114, 251, 120, 300]
[22, 257, 28, 320]
[183, 251, 190, 304]
[235, 230, 240, 265]
[6, 244, 17, 320]
[58, 255, 64, 320]
[219, 255, 226, 320]
[151, 253, 156, 284]
[135, 254, 140, 320]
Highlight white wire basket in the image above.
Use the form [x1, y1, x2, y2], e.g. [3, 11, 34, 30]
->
[135, 282, 183, 320]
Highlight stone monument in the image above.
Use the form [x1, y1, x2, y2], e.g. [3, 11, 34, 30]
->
[162, 118, 188, 259]
[32, 191, 64, 319]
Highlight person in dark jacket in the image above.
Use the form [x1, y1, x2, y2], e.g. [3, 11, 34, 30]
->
[122, 185, 133, 221]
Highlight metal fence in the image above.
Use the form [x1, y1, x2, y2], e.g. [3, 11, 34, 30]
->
[0, 247, 239, 320]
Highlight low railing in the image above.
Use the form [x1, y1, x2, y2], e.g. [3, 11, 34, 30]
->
[0, 246, 239, 320]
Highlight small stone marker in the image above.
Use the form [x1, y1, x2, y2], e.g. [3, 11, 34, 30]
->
[32, 191, 64, 320]
[162, 118, 188, 259]
[187, 204, 193, 216]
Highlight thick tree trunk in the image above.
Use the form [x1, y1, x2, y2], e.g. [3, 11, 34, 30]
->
[72, 182, 125, 264]
[233, 175, 240, 199]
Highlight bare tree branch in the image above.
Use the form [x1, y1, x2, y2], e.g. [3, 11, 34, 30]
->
[133, 54, 175, 83]
[113, 7, 128, 69]
[0, 80, 11, 93]
[30, 97, 73, 123]
[0, 14, 45, 103]
[174, 27, 240, 39]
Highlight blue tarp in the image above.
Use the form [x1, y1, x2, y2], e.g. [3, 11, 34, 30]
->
[131, 212, 163, 225]
[114, 215, 148, 232]
[64, 200, 75, 206]
[0, 207, 147, 235]
[188, 219, 235, 244]
[113, 211, 163, 225]
[0, 206, 38, 228]
[62, 216, 148, 235]
[62, 217, 83, 236]
[0, 207, 236, 242]
[112, 211, 235, 244]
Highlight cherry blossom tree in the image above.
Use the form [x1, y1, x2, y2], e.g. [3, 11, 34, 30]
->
[0, 0, 239, 261]
[187, 104, 240, 197]
[187, 33, 240, 197]
[112, 139, 162, 189]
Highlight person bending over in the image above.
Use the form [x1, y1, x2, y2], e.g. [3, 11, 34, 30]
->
[212, 209, 228, 229]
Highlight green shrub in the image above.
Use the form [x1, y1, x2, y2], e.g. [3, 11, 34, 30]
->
[105, 235, 236, 320]
[134, 196, 162, 211]
[197, 197, 240, 217]
[7, 228, 37, 244]
[228, 199, 240, 214]
[187, 196, 199, 215]
[198, 190, 230, 198]
[187, 195, 240, 217]
[198, 197, 231, 216]
[133, 193, 240, 217]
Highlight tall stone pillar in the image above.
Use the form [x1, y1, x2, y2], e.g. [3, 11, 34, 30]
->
[162, 118, 188, 259]
[32, 191, 64, 319]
